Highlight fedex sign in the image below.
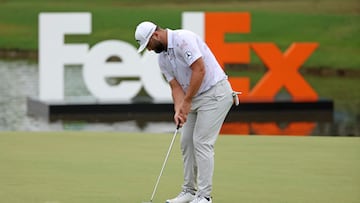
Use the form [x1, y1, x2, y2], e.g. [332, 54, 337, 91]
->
[39, 12, 319, 103]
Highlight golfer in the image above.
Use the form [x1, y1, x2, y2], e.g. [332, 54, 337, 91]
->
[135, 21, 234, 203]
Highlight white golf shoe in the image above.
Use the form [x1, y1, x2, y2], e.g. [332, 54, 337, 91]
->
[165, 190, 196, 203]
[189, 196, 212, 203]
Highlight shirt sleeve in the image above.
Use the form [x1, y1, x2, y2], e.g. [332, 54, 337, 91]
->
[177, 31, 202, 67]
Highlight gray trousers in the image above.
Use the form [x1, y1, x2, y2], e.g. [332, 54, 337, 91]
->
[180, 79, 233, 197]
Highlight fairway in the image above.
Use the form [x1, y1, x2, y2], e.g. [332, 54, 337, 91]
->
[0, 132, 359, 203]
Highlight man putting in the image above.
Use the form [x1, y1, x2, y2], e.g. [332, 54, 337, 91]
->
[135, 21, 234, 203]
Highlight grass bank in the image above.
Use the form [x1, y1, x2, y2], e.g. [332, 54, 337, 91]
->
[0, 0, 359, 69]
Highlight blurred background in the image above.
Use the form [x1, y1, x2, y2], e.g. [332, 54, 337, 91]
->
[0, 0, 359, 135]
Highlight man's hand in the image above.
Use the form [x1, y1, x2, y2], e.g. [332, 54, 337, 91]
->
[174, 111, 183, 128]
[175, 99, 191, 127]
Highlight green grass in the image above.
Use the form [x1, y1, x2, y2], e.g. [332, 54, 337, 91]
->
[0, 0, 359, 69]
[0, 132, 359, 203]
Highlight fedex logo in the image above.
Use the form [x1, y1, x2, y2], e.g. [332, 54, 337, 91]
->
[39, 12, 319, 103]
[183, 12, 319, 102]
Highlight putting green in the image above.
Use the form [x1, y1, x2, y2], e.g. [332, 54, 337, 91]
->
[0, 132, 359, 203]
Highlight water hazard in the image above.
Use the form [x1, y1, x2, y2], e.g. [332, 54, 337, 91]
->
[0, 60, 358, 136]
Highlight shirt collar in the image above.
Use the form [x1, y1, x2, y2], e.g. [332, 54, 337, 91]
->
[166, 29, 174, 51]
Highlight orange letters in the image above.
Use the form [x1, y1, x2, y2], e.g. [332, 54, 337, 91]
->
[251, 43, 318, 101]
[204, 12, 319, 102]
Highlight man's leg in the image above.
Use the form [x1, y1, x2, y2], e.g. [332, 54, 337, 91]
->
[165, 113, 197, 203]
[193, 80, 233, 197]
[180, 111, 197, 193]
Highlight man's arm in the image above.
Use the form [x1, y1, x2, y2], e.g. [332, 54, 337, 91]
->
[169, 79, 185, 113]
[184, 57, 205, 104]
[172, 57, 205, 126]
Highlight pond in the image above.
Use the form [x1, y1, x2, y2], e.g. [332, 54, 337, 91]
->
[0, 60, 358, 136]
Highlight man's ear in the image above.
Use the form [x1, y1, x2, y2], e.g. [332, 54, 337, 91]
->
[152, 31, 158, 40]
[153, 31, 162, 40]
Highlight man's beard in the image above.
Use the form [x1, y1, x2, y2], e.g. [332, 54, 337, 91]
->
[153, 40, 166, 53]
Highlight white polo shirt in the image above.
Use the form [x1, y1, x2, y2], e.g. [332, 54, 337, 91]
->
[158, 29, 227, 96]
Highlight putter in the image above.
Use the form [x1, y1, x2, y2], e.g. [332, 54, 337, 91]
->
[143, 124, 181, 203]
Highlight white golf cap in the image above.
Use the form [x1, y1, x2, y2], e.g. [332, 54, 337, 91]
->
[135, 21, 157, 53]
